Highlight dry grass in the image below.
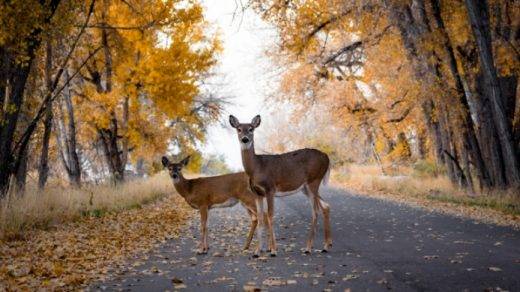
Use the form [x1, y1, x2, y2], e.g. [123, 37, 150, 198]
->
[0, 172, 173, 241]
[333, 163, 520, 226]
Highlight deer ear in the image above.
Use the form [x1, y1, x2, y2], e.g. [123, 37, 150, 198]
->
[161, 156, 169, 167]
[181, 155, 190, 167]
[229, 115, 239, 128]
[251, 115, 261, 128]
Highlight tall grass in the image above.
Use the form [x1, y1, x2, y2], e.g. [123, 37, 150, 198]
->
[0, 172, 174, 240]
[333, 163, 520, 217]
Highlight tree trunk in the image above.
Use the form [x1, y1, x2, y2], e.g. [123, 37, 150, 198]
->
[0, 0, 62, 197]
[430, 0, 491, 189]
[475, 73, 507, 188]
[14, 148, 29, 194]
[121, 96, 129, 167]
[0, 62, 33, 196]
[94, 0, 125, 184]
[422, 101, 444, 166]
[465, 0, 520, 186]
[56, 69, 82, 187]
[38, 41, 54, 189]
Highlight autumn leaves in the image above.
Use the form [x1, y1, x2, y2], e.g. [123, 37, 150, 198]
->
[250, 0, 520, 193]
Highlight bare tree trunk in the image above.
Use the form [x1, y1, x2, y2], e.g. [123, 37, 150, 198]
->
[98, 120, 125, 184]
[0, 0, 62, 197]
[465, 0, 520, 186]
[439, 106, 464, 185]
[14, 148, 29, 194]
[430, 0, 490, 189]
[121, 96, 129, 167]
[0, 61, 33, 196]
[38, 41, 54, 189]
[422, 101, 444, 166]
[55, 69, 82, 187]
[63, 71, 82, 187]
[94, 0, 125, 184]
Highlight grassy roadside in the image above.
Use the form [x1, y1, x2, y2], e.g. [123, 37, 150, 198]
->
[0, 173, 193, 290]
[332, 164, 520, 228]
[0, 172, 174, 240]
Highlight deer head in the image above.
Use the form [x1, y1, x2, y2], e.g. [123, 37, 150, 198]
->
[229, 115, 261, 150]
[161, 155, 190, 183]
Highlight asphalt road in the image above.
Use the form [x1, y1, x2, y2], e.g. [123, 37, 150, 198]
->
[92, 187, 520, 291]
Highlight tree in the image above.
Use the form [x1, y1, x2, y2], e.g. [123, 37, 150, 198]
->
[74, 0, 220, 183]
[250, 0, 520, 191]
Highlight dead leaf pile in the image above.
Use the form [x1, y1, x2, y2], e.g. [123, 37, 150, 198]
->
[0, 194, 193, 290]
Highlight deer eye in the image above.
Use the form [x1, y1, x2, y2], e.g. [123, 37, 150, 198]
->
[248, 127, 253, 133]
[237, 128, 242, 133]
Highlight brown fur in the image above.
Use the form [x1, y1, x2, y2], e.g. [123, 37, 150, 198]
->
[230, 115, 332, 256]
[162, 156, 261, 254]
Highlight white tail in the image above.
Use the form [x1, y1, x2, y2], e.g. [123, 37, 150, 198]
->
[321, 166, 331, 187]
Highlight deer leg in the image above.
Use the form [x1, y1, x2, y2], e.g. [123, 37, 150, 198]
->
[244, 208, 258, 251]
[198, 206, 209, 255]
[304, 184, 319, 254]
[266, 193, 277, 256]
[254, 197, 265, 258]
[308, 180, 332, 252]
[319, 198, 332, 251]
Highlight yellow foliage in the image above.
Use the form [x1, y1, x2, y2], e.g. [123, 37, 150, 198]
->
[72, 0, 220, 164]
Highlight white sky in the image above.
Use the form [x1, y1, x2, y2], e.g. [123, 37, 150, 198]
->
[200, 0, 280, 170]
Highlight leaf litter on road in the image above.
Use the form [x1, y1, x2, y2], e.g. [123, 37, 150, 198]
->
[0, 195, 192, 290]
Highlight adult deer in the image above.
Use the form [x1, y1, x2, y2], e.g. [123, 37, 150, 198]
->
[162, 155, 264, 255]
[229, 115, 332, 256]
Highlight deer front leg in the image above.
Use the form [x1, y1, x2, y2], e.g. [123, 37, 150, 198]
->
[243, 209, 258, 251]
[198, 206, 209, 255]
[266, 194, 277, 257]
[305, 200, 319, 254]
[253, 197, 265, 258]
[303, 184, 321, 254]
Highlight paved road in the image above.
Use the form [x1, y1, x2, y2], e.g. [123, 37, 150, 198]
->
[93, 187, 520, 291]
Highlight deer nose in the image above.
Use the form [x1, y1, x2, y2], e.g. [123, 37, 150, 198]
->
[172, 173, 179, 179]
[241, 136, 250, 144]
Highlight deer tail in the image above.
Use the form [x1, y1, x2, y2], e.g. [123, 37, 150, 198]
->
[321, 165, 331, 187]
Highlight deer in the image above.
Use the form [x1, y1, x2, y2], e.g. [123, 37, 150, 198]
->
[229, 114, 332, 257]
[161, 155, 266, 255]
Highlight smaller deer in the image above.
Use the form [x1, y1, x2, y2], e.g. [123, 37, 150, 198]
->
[162, 155, 264, 254]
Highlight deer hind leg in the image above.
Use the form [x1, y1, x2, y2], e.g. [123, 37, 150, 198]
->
[318, 198, 332, 251]
[244, 208, 258, 251]
[309, 180, 332, 252]
[198, 206, 209, 255]
[266, 194, 277, 256]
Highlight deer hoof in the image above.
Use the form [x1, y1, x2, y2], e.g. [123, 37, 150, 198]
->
[321, 249, 328, 253]
[304, 250, 311, 254]
[270, 252, 277, 257]
[252, 254, 260, 258]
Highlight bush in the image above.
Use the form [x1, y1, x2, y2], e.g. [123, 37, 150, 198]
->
[413, 159, 443, 177]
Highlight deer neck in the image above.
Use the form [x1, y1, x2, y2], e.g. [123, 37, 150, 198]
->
[241, 142, 259, 176]
[173, 173, 191, 197]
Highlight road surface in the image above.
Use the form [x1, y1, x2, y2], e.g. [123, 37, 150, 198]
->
[92, 187, 520, 291]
